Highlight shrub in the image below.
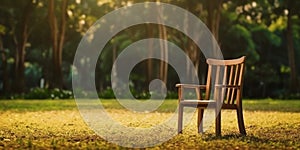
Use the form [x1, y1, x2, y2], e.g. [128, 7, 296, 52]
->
[98, 87, 115, 99]
[166, 91, 178, 99]
[24, 88, 51, 99]
[24, 88, 73, 99]
[98, 88, 178, 99]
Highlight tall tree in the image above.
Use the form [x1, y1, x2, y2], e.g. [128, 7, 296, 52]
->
[269, 0, 300, 92]
[0, 34, 9, 94]
[285, 0, 299, 92]
[157, 7, 169, 86]
[11, 0, 35, 93]
[145, 24, 155, 84]
[205, 0, 223, 43]
[158, 24, 168, 84]
[48, 0, 68, 89]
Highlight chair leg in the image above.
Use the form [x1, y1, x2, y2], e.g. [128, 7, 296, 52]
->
[215, 109, 221, 136]
[178, 105, 183, 134]
[197, 108, 204, 133]
[237, 108, 246, 135]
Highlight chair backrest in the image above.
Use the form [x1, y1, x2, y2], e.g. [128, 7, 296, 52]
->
[205, 56, 246, 105]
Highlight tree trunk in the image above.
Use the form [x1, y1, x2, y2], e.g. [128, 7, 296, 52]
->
[146, 24, 153, 84]
[14, 35, 26, 93]
[13, 0, 33, 93]
[158, 24, 168, 84]
[48, 0, 58, 89]
[189, 40, 200, 82]
[181, 10, 200, 83]
[48, 0, 68, 89]
[206, 0, 223, 57]
[0, 36, 9, 94]
[111, 43, 117, 89]
[286, 5, 298, 92]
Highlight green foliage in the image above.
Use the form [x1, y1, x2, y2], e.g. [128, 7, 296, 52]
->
[98, 87, 178, 99]
[222, 24, 259, 62]
[24, 88, 49, 99]
[252, 26, 281, 47]
[0, 24, 5, 34]
[98, 87, 115, 99]
[166, 91, 178, 99]
[1, 0, 300, 99]
[24, 88, 73, 99]
[244, 63, 281, 98]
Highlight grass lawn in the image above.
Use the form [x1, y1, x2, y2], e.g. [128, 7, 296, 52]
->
[0, 99, 299, 149]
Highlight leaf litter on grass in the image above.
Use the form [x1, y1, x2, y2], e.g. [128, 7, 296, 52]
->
[0, 108, 299, 149]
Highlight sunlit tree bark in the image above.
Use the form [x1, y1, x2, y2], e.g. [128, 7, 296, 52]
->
[48, 0, 68, 89]
[146, 24, 154, 84]
[206, 0, 223, 43]
[156, 5, 169, 86]
[158, 24, 168, 84]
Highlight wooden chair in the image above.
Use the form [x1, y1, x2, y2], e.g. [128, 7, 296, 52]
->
[176, 56, 246, 136]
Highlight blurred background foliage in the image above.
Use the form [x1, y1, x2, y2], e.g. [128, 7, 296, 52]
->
[0, 0, 299, 99]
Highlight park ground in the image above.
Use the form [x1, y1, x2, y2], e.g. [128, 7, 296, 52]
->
[0, 99, 299, 149]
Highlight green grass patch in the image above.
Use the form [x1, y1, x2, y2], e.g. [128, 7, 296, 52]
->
[0, 99, 299, 149]
[243, 99, 300, 112]
[0, 99, 77, 111]
[1, 99, 299, 112]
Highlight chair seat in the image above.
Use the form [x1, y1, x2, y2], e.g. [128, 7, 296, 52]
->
[180, 100, 238, 109]
[181, 100, 215, 103]
[180, 100, 215, 107]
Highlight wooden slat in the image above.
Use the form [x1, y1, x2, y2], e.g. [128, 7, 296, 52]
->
[205, 64, 212, 99]
[238, 63, 244, 85]
[214, 66, 220, 100]
[226, 65, 234, 102]
[196, 87, 201, 100]
[236, 63, 245, 105]
[230, 64, 239, 104]
[222, 66, 227, 104]
[207, 56, 245, 66]
[179, 87, 183, 101]
[176, 84, 206, 88]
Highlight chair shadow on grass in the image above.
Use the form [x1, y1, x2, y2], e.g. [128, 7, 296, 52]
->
[201, 132, 297, 147]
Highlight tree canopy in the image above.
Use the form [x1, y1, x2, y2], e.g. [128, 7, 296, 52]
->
[0, 0, 299, 99]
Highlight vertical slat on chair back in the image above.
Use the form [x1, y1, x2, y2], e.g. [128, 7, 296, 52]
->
[206, 56, 246, 104]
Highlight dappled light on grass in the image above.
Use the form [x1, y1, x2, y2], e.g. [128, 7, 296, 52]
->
[105, 109, 171, 128]
[0, 110, 298, 148]
[0, 99, 299, 149]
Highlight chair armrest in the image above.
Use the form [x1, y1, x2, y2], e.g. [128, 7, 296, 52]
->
[215, 84, 241, 89]
[176, 84, 206, 89]
[176, 84, 206, 100]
